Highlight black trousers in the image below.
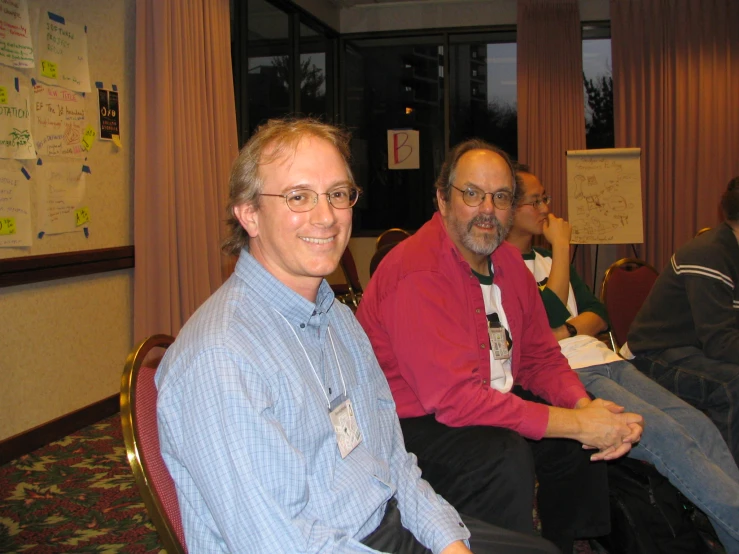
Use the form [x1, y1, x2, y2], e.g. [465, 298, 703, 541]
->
[361, 497, 560, 554]
[399, 409, 610, 552]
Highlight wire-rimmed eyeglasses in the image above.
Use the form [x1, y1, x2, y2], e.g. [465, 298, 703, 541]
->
[260, 185, 361, 213]
[450, 184, 514, 210]
[519, 195, 551, 209]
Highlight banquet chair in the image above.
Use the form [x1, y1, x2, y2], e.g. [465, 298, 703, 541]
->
[600, 258, 659, 352]
[120, 334, 187, 554]
[376, 228, 411, 250]
[335, 247, 363, 310]
[370, 242, 401, 278]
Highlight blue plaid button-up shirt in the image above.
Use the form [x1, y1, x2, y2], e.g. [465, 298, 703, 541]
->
[156, 251, 469, 553]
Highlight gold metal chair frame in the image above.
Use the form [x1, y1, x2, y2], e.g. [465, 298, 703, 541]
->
[375, 227, 411, 251]
[120, 334, 185, 554]
[600, 257, 659, 352]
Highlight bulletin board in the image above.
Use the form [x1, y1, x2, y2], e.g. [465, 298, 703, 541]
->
[566, 148, 644, 245]
[0, 0, 133, 261]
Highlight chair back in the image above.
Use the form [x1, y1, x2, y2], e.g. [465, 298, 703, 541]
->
[370, 242, 400, 278]
[337, 247, 363, 309]
[376, 228, 411, 250]
[121, 334, 187, 554]
[600, 258, 659, 351]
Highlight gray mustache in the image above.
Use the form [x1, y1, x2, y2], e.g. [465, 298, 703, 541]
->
[468, 215, 500, 230]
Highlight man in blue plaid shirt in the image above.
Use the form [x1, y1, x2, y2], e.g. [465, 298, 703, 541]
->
[155, 118, 557, 554]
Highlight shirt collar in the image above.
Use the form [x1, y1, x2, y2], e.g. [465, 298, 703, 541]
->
[235, 250, 336, 325]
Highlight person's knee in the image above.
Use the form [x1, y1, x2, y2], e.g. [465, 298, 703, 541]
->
[463, 428, 536, 499]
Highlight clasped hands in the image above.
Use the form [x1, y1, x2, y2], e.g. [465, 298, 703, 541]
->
[574, 397, 643, 461]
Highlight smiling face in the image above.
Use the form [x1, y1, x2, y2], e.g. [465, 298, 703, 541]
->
[233, 135, 353, 301]
[438, 148, 514, 270]
[512, 171, 550, 239]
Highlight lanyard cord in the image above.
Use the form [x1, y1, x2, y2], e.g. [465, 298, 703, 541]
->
[273, 308, 347, 410]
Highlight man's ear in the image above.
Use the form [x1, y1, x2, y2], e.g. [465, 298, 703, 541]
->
[437, 189, 448, 217]
[233, 202, 259, 238]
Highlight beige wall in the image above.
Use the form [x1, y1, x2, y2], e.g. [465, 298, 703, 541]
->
[0, 0, 135, 441]
[0, 272, 133, 439]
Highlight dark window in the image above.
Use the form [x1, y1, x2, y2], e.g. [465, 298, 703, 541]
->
[245, 0, 291, 136]
[232, 0, 338, 143]
[582, 25, 614, 149]
[343, 36, 445, 233]
[449, 33, 517, 159]
[299, 22, 334, 121]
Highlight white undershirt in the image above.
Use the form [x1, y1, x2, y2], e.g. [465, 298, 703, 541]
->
[524, 251, 621, 370]
[479, 278, 514, 393]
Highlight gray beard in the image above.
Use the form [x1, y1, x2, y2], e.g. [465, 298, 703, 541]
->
[459, 213, 511, 256]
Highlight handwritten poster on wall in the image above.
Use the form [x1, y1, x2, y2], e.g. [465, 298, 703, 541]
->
[0, 0, 33, 69]
[387, 129, 420, 170]
[36, 158, 87, 235]
[566, 148, 644, 245]
[0, 161, 31, 246]
[33, 82, 85, 158]
[0, 80, 35, 159]
[37, 11, 90, 93]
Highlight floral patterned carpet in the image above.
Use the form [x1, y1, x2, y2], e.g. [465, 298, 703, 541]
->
[0, 415, 162, 553]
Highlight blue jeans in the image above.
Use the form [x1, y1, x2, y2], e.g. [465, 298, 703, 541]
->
[577, 359, 739, 553]
[632, 346, 739, 464]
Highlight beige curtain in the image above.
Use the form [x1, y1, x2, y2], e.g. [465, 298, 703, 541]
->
[134, 0, 239, 341]
[611, 0, 739, 270]
[517, 0, 590, 281]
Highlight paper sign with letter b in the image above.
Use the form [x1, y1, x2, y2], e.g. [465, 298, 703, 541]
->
[387, 130, 420, 170]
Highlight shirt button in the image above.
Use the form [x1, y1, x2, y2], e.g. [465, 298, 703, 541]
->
[458, 522, 465, 527]
[480, 343, 486, 349]
[475, 308, 480, 313]
[483, 379, 488, 384]
[300, 323, 306, 329]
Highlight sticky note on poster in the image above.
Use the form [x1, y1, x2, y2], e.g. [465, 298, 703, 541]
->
[81, 125, 96, 151]
[387, 130, 419, 170]
[74, 206, 89, 226]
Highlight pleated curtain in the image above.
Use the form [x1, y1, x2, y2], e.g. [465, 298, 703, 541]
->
[133, 0, 239, 341]
[517, 0, 591, 281]
[611, 0, 739, 270]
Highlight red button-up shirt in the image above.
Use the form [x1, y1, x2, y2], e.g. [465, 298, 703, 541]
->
[357, 212, 587, 439]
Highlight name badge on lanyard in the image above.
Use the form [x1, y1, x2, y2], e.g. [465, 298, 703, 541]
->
[329, 398, 362, 458]
[487, 312, 510, 360]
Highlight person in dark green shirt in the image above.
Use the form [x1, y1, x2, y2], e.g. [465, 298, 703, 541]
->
[506, 166, 739, 553]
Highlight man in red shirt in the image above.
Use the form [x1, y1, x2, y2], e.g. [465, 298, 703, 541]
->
[356, 139, 643, 553]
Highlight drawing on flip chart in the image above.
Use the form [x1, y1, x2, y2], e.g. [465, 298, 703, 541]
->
[566, 148, 644, 245]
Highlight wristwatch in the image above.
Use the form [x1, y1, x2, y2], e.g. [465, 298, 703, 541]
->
[564, 322, 578, 337]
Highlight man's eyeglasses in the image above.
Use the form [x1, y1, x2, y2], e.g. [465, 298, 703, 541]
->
[519, 195, 551, 209]
[450, 184, 514, 210]
[260, 185, 361, 213]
